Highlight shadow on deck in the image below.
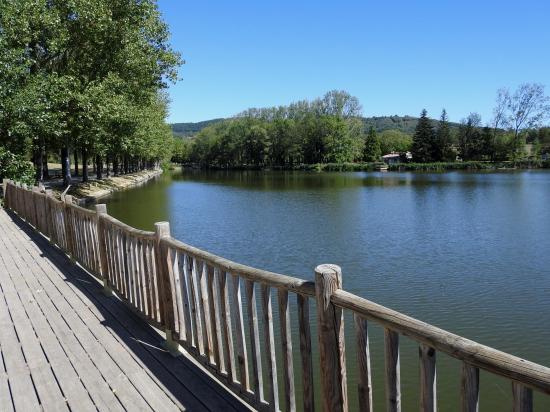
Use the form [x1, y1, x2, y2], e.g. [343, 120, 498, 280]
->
[0, 209, 250, 411]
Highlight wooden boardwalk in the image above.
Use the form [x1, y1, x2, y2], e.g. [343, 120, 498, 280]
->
[0, 209, 249, 412]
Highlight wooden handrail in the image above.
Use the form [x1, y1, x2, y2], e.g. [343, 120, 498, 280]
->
[332, 289, 550, 395]
[3, 179, 549, 412]
[161, 237, 315, 297]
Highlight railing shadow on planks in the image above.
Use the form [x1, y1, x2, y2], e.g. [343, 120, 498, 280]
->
[2, 178, 549, 412]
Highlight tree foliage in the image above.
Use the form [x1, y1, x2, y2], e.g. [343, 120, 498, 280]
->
[363, 126, 381, 161]
[411, 109, 436, 162]
[188, 91, 365, 167]
[0, 0, 182, 184]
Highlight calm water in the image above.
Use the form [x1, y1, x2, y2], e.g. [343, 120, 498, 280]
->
[101, 170, 550, 411]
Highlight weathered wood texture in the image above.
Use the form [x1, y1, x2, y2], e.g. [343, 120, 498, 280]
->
[0, 208, 249, 412]
[354, 314, 373, 412]
[4, 180, 550, 412]
[315, 264, 348, 412]
[331, 288, 550, 395]
[419, 344, 437, 412]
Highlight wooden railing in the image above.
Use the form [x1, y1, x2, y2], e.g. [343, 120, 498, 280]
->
[3, 179, 550, 412]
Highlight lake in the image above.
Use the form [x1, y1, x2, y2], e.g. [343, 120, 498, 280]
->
[100, 169, 550, 411]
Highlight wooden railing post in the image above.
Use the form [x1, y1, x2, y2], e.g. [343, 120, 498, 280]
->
[2, 179, 10, 209]
[44, 189, 54, 242]
[154, 222, 179, 356]
[63, 195, 75, 258]
[315, 264, 348, 412]
[31, 187, 40, 229]
[2, 178, 8, 203]
[95, 204, 112, 296]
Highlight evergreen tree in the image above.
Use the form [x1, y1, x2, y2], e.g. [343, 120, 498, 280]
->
[435, 109, 453, 161]
[411, 109, 435, 162]
[363, 126, 381, 162]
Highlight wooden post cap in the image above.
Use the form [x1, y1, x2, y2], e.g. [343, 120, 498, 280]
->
[154, 221, 170, 237]
[315, 264, 342, 309]
[95, 204, 107, 214]
[315, 264, 342, 276]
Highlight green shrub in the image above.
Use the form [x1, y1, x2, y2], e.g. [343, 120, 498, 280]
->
[0, 147, 35, 186]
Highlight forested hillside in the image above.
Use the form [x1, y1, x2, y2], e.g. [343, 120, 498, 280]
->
[172, 115, 460, 137]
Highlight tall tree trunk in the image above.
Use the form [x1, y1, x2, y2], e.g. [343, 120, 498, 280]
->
[82, 149, 89, 182]
[92, 158, 96, 175]
[105, 155, 110, 177]
[61, 146, 71, 187]
[42, 156, 49, 179]
[35, 144, 43, 182]
[74, 150, 79, 176]
[113, 156, 118, 176]
[96, 155, 103, 180]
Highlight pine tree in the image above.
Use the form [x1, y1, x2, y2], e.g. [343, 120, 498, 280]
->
[411, 109, 435, 162]
[363, 126, 381, 161]
[435, 109, 453, 161]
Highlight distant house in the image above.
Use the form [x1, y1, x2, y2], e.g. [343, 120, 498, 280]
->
[382, 151, 412, 165]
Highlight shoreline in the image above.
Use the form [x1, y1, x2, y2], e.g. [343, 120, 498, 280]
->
[181, 159, 550, 173]
[48, 169, 163, 205]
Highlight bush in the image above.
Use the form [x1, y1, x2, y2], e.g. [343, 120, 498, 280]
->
[0, 147, 35, 186]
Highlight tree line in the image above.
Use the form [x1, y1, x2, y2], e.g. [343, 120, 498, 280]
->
[174, 90, 415, 168]
[174, 84, 549, 168]
[0, 0, 182, 186]
[412, 83, 550, 163]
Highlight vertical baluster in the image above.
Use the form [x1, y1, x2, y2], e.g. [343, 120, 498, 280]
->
[95, 205, 110, 294]
[113, 227, 123, 293]
[208, 267, 224, 369]
[384, 329, 401, 412]
[139, 238, 150, 317]
[261, 285, 279, 411]
[134, 237, 145, 312]
[231, 274, 250, 391]
[165, 245, 181, 338]
[127, 234, 137, 306]
[154, 222, 174, 336]
[219, 270, 236, 383]
[460, 362, 479, 412]
[180, 254, 194, 345]
[190, 257, 205, 354]
[512, 382, 533, 412]
[419, 345, 436, 412]
[199, 261, 214, 363]
[298, 294, 315, 412]
[354, 314, 373, 412]
[278, 289, 296, 412]
[245, 280, 264, 405]
[143, 240, 154, 319]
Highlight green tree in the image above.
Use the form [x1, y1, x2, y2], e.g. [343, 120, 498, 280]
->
[434, 109, 454, 161]
[0, 0, 182, 185]
[363, 126, 381, 162]
[411, 109, 435, 162]
[378, 129, 413, 154]
[458, 113, 482, 160]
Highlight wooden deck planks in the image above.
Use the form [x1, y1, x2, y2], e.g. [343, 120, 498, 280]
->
[0, 208, 250, 412]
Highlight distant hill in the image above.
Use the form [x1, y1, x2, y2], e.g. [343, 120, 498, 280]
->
[171, 118, 225, 137]
[171, 115, 461, 137]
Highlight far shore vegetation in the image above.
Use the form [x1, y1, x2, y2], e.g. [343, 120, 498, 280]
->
[172, 87, 550, 171]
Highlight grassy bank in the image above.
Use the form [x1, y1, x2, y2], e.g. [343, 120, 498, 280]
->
[387, 160, 550, 171]
[185, 160, 550, 172]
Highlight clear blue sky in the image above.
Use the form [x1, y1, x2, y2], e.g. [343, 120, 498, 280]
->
[158, 0, 550, 124]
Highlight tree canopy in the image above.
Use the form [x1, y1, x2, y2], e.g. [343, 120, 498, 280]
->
[0, 0, 182, 184]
